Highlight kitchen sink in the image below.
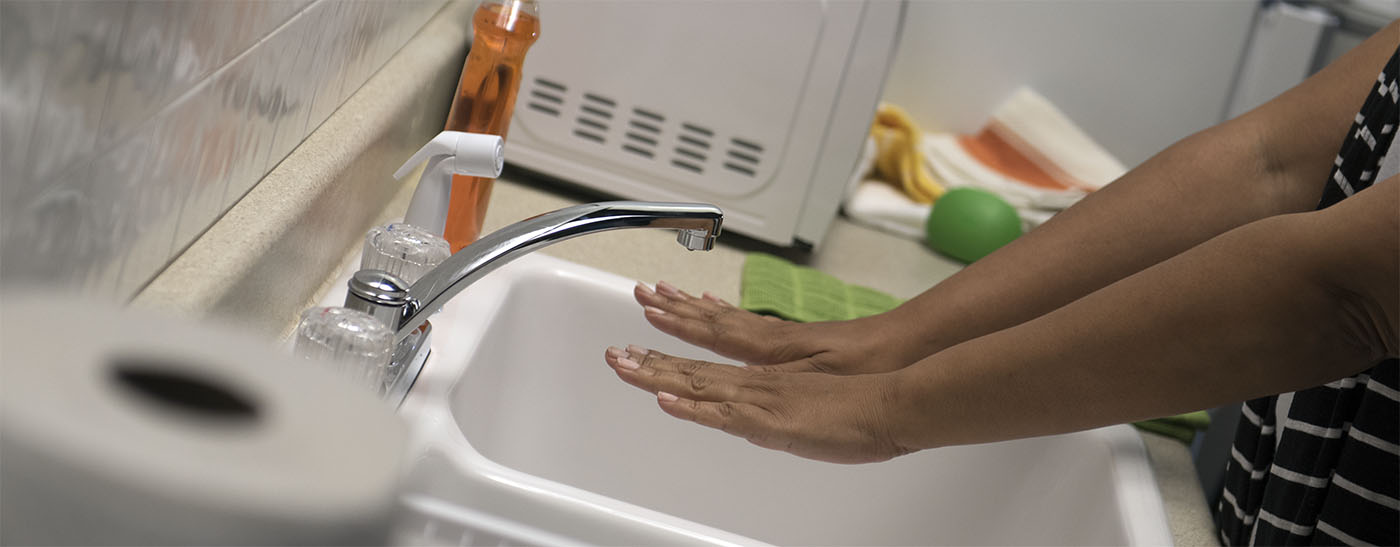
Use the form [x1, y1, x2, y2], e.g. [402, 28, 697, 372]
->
[371, 253, 1171, 545]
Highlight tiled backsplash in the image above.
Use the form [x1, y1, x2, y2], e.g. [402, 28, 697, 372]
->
[0, 0, 450, 298]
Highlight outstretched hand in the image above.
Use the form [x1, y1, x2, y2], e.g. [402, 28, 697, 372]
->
[633, 281, 920, 374]
[603, 345, 914, 464]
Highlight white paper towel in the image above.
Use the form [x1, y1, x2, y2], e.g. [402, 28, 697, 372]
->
[0, 292, 408, 545]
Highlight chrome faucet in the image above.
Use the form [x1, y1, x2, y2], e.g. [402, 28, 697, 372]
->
[343, 201, 723, 405]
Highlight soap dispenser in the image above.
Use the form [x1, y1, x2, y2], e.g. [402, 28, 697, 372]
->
[395, 131, 505, 238]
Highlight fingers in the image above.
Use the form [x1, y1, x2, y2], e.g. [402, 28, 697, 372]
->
[701, 291, 732, 307]
[634, 281, 722, 317]
[749, 358, 823, 373]
[632, 282, 812, 369]
[655, 391, 777, 440]
[604, 346, 765, 403]
[604, 344, 914, 464]
[651, 375, 906, 464]
[633, 281, 792, 364]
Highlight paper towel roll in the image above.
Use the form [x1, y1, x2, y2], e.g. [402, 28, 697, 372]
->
[0, 292, 408, 545]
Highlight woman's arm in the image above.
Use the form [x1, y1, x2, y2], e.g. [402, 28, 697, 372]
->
[607, 177, 1398, 463]
[889, 176, 1399, 450]
[633, 21, 1400, 376]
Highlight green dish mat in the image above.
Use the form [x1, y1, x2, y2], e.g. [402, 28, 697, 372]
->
[1134, 411, 1212, 444]
[740, 253, 903, 322]
[740, 252, 1210, 444]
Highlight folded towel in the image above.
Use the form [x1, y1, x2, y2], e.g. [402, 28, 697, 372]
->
[843, 179, 930, 240]
[844, 90, 1126, 239]
[740, 253, 902, 322]
[923, 133, 1071, 230]
[982, 88, 1126, 192]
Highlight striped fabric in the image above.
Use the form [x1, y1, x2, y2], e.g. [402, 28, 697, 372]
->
[1216, 46, 1399, 546]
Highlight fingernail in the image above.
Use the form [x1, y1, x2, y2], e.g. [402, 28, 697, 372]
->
[656, 281, 683, 298]
[635, 282, 655, 296]
[605, 346, 626, 360]
[626, 344, 649, 357]
[616, 357, 641, 370]
[643, 306, 666, 316]
[658, 391, 679, 403]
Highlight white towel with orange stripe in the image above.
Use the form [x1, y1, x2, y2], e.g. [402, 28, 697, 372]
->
[845, 88, 1127, 237]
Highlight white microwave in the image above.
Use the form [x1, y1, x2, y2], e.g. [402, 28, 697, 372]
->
[504, 0, 905, 248]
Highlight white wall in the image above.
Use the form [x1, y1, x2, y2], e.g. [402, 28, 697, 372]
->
[881, 0, 1259, 168]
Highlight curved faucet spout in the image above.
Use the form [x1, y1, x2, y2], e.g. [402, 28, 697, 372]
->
[394, 201, 722, 339]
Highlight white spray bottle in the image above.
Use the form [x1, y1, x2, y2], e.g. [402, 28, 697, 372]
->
[394, 131, 505, 237]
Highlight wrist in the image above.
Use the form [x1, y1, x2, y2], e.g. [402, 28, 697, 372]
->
[863, 304, 956, 363]
[878, 364, 945, 454]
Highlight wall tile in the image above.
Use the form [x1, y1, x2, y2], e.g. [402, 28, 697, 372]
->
[27, 1, 126, 184]
[0, 159, 101, 289]
[168, 85, 221, 252]
[0, 0, 449, 298]
[216, 54, 269, 211]
[264, 14, 312, 169]
[0, 1, 60, 204]
[305, 0, 352, 133]
[211, 0, 303, 66]
[101, 1, 181, 148]
[98, 123, 156, 296]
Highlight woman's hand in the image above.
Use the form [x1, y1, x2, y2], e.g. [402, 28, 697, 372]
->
[603, 345, 914, 464]
[634, 281, 924, 374]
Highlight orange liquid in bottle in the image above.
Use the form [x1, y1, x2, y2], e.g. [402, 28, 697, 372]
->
[442, 1, 540, 252]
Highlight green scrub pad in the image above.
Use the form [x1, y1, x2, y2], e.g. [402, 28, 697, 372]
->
[740, 253, 903, 322]
[1133, 410, 1212, 444]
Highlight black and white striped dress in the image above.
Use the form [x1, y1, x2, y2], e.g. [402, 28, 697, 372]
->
[1215, 46, 1399, 546]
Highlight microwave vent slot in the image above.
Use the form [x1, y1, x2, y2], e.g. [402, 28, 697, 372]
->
[723, 162, 756, 177]
[673, 147, 706, 162]
[677, 135, 710, 150]
[723, 137, 763, 177]
[572, 129, 606, 144]
[731, 138, 764, 153]
[534, 77, 566, 92]
[671, 159, 704, 173]
[580, 104, 613, 119]
[582, 93, 617, 107]
[633, 107, 665, 122]
[681, 122, 714, 137]
[621, 107, 664, 159]
[622, 144, 654, 158]
[577, 117, 608, 131]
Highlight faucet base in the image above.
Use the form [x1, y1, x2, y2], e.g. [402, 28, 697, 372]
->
[386, 322, 432, 407]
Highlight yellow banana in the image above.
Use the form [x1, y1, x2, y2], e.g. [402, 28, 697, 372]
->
[870, 103, 945, 204]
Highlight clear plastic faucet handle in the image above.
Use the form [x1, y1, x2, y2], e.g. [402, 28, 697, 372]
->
[293, 306, 394, 395]
[361, 223, 451, 285]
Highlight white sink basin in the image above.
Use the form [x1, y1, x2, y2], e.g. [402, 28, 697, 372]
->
[384, 253, 1171, 545]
